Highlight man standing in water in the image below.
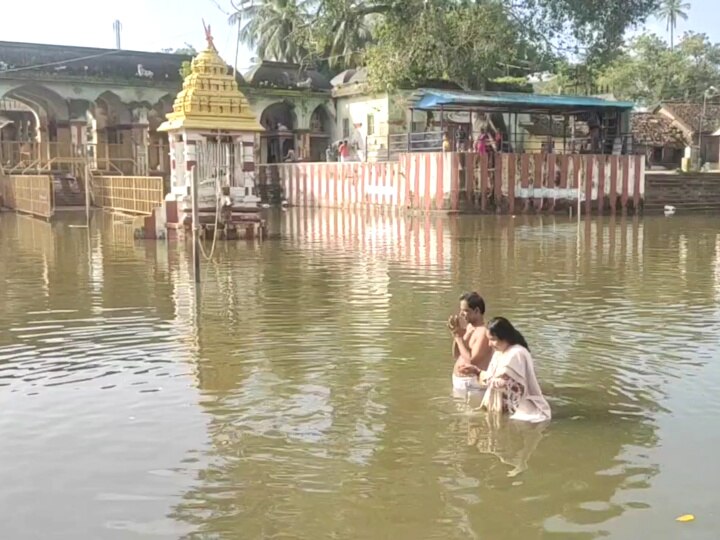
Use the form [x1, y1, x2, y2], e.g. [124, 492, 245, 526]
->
[448, 292, 494, 389]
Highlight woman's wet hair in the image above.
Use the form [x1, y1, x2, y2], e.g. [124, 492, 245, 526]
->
[487, 317, 530, 351]
[459, 292, 485, 314]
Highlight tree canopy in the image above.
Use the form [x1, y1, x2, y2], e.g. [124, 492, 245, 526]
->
[227, 0, 662, 90]
[542, 32, 720, 107]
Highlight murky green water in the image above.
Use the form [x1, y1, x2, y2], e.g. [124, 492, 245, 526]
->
[1, 208, 719, 539]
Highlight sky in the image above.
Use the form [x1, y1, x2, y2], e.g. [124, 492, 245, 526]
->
[1, 0, 719, 75]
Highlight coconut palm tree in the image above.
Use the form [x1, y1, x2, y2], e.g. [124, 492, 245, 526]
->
[229, 0, 310, 63]
[659, 0, 690, 49]
[318, 0, 377, 69]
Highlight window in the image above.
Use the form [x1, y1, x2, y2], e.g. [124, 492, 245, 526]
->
[367, 114, 375, 136]
[342, 118, 350, 139]
[652, 146, 663, 163]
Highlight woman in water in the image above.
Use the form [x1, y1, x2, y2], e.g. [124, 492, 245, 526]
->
[480, 317, 551, 423]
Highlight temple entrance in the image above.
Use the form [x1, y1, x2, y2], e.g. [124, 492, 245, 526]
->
[260, 102, 296, 163]
[308, 105, 332, 161]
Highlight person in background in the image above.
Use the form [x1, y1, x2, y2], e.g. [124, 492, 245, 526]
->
[456, 126, 467, 152]
[480, 317, 551, 423]
[325, 144, 334, 162]
[442, 133, 451, 153]
[475, 132, 487, 155]
[495, 130, 503, 153]
[339, 140, 350, 162]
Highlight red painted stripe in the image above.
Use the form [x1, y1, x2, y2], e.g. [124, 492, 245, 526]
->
[520, 154, 530, 213]
[465, 153, 475, 209]
[494, 153, 503, 208]
[546, 155, 556, 212]
[376, 163, 382, 206]
[609, 156, 618, 214]
[393, 158, 404, 209]
[560, 155, 569, 188]
[383, 162, 390, 207]
[413, 155, 421, 210]
[508, 154, 516, 214]
[585, 156, 593, 215]
[597, 157, 606, 214]
[450, 153, 460, 211]
[436, 153, 445, 210]
[633, 155, 642, 210]
[534, 154, 543, 211]
[424, 153, 432, 212]
[424, 215, 431, 265]
[480, 154, 489, 211]
[621, 156, 629, 209]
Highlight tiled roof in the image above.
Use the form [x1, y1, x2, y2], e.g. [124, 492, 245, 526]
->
[0, 40, 192, 83]
[244, 61, 330, 91]
[660, 101, 720, 134]
[632, 112, 688, 147]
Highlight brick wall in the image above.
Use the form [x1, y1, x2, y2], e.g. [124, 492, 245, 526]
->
[644, 173, 720, 213]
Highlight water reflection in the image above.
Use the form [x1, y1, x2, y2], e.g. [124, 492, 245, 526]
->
[1, 209, 720, 538]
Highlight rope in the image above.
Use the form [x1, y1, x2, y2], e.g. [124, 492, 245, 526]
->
[197, 134, 223, 262]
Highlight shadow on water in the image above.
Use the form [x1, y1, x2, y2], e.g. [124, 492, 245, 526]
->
[1, 209, 720, 538]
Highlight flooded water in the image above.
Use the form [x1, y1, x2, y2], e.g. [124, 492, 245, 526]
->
[1, 208, 719, 539]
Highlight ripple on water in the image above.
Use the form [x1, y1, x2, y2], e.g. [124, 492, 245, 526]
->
[1, 212, 720, 538]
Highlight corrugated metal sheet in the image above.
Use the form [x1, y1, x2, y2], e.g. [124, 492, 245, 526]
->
[414, 89, 634, 113]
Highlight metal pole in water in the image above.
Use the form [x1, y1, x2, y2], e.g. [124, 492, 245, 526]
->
[191, 165, 201, 283]
[84, 158, 91, 227]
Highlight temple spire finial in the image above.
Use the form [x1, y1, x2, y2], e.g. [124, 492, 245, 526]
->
[202, 19, 216, 51]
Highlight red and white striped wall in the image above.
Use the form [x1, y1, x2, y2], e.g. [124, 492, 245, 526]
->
[260, 152, 645, 215]
[457, 153, 646, 214]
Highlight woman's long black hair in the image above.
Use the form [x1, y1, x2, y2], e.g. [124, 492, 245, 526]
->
[486, 317, 530, 352]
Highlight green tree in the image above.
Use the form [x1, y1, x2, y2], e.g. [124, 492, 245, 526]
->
[303, 0, 378, 70]
[598, 32, 720, 106]
[225, 0, 661, 87]
[659, 0, 690, 49]
[365, 0, 542, 91]
[228, 0, 310, 63]
[161, 44, 198, 55]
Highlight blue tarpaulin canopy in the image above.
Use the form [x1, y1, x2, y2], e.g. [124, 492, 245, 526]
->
[413, 89, 634, 114]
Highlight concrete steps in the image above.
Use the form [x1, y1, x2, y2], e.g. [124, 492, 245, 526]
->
[52, 178, 86, 207]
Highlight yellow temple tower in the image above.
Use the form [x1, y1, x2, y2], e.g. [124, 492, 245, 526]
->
[158, 26, 264, 232]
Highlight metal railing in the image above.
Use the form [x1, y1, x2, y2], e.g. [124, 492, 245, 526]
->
[90, 175, 164, 215]
[352, 131, 635, 161]
[0, 141, 151, 176]
[0, 174, 54, 218]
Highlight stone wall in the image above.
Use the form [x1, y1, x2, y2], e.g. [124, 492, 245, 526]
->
[644, 173, 720, 213]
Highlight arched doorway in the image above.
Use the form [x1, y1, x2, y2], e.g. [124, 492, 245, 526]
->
[0, 95, 40, 169]
[1, 84, 69, 170]
[260, 102, 296, 163]
[309, 105, 332, 161]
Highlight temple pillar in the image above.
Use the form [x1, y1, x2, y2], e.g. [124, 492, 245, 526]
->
[130, 106, 150, 175]
[56, 122, 72, 157]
